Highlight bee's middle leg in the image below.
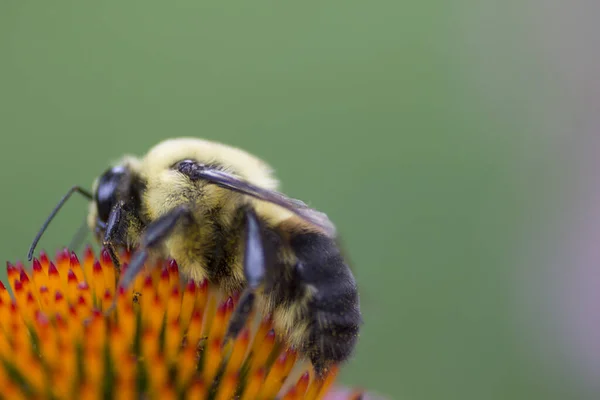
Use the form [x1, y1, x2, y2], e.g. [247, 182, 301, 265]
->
[225, 207, 268, 342]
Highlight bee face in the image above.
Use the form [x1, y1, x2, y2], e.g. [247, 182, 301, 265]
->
[88, 164, 134, 244]
[95, 166, 127, 222]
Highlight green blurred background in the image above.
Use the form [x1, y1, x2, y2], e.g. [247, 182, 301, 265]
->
[0, 1, 589, 399]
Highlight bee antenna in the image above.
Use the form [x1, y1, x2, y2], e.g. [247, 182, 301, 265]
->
[28, 186, 93, 261]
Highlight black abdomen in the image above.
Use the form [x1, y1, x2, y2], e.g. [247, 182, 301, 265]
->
[289, 231, 361, 374]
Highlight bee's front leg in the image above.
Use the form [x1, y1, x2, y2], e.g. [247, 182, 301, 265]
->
[119, 205, 194, 289]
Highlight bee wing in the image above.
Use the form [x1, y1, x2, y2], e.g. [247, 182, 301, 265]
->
[194, 168, 337, 237]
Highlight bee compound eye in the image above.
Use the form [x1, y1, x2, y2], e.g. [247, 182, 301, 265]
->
[95, 166, 126, 222]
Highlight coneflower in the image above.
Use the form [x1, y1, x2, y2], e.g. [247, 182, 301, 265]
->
[0, 247, 372, 399]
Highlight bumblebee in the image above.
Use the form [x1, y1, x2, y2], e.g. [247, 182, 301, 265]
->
[28, 138, 361, 374]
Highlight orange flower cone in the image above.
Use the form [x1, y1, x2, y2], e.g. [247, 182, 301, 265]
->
[0, 247, 372, 399]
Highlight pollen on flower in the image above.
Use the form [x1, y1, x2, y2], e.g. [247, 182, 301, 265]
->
[0, 246, 363, 399]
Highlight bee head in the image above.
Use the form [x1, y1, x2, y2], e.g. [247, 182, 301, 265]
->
[87, 156, 146, 246]
[94, 165, 127, 226]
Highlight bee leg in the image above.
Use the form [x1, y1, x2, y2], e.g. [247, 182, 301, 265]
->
[225, 289, 256, 342]
[118, 205, 193, 289]
[225, 208, 265, 342]
[102, 200, 131, 271]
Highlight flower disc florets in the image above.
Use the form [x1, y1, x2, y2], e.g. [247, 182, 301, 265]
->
[0, 247, 364, 399]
